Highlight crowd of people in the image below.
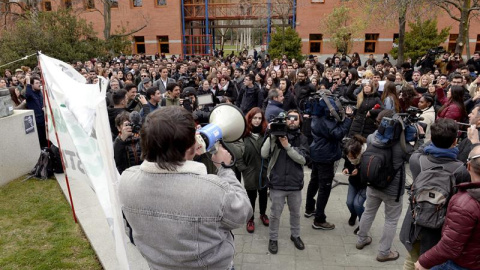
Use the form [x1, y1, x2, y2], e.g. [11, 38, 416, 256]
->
[5, 48, 480, 270]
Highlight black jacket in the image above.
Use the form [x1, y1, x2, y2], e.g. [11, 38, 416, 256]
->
[261, 129, 309, 191]
[236, 84, 264, 115]
[348, 93, 382, 138]
[293, 81, 316, 110]
[113, 135, 142, 174]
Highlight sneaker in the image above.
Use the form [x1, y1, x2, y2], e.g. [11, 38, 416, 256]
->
[304, 209, 315, 218]
[260, 214, 270, 226]
[312, 221, 335, 230]
[268, 240, 278, 254]
[356, 236, 372, 250]
[348, 214, 357, 226]
[246, 219, 255, 233]
[290, 235, 305, 250]
[353, 226, 359, 235]
[376, 251, 400, 262]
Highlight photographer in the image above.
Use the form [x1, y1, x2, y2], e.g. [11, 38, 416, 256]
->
[305, 100, 353, 230]
[261, 110, 310, 254]
[118, 106, 253, 270]
[113, 111, 142, 174]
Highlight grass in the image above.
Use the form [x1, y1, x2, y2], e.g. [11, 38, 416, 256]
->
[0, 176, 102, 270]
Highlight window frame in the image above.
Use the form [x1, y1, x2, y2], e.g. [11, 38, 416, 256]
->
[448, 34, 458, 53]
[155, 0, 167, 7]
[157, 36, 170, 54]
[132, 0, 143, 8]
[64, 0, 73, 9]
[309, 34, 323, 53]
[134, 36, 146, 54]
[110, 0, 119, 8]
[475, 34, 480, 52]
[43, 0, 53, 11]
[85, 0, 95, 10]
[364, 33, 379, 53]
[311, 0, 325, 3]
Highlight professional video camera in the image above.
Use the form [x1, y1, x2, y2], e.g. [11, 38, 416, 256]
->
[269, 112, 287, 137]
[178, 74, 197, 88]
[427, 46, 447, 56]
[302, 91, 347, 122]
[378, 107, 426, 146]
[128, 111, 142, 134]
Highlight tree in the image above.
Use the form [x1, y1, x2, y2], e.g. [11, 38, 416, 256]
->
[0, 9, 104, 70]
[321, 5, 366, 55]
[268, 27, 302, 61]
[431, 0, 480, 56]
[357, 0, 429, 65]
[390, 19, 450, 63]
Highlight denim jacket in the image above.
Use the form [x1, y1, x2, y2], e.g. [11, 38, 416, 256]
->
[119, 160, 253, 270]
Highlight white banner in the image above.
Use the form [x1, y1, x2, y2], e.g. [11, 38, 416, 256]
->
[40, 53, 130, 269]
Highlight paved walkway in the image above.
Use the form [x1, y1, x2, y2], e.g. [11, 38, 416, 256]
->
[56, 162, 412, 270]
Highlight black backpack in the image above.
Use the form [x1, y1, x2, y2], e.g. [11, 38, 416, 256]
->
[410, 155, 462, 229]
[360, 144, 397, 189]
[30, 147, 54, 180]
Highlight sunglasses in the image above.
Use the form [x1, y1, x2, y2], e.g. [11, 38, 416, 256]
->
[467, 154, 480, 162]
[287, 115, 298, 121]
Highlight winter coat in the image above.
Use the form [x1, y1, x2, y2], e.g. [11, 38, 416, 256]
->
[293, 81, 316, 109]
[310, 116, 352, 163]
[418, 181, 480, 270]
[399, 145, 470, 255]
[265, 100, 284, 123]
[348, 93, 382, 138]
[261, 129, 309, 191]
[113, 135, 142, 174]
[234, 134, 268, 190]
[235, 84, 264, 115]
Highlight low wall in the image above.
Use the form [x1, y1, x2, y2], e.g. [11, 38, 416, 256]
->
[0, 110, 40, 186]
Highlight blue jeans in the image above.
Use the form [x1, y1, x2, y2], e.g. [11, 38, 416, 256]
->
[431, 260, 469, 270]
[346, 184, 366, 220]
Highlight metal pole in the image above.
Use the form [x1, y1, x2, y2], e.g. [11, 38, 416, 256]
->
[181, 0, 187, 57]
[267, 0, 271, 53]
[205, 0, 210, 55]
[212, 20, 216, 50]
[292, 0, 297, 29]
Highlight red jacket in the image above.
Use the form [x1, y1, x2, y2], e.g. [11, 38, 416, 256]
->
[418, 182, 480, 270]
[436, 87, 465, 122]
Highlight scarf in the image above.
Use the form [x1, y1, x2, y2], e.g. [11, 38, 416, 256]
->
[424, 143, 459, 160]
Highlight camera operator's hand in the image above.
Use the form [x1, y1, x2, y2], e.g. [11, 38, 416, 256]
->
[212, 144, 232, 168]
[138, 94, 148, 105]
[468, 124, 479, 144]
[345, 106, 354, 117]
[278, 136, 289, 148]
[120, 121, 133, 141]
[415, 123, 425, 136]
[342, 168, 350, 176]
[25, 75, 31, 85]
[351, 169, 358, 176]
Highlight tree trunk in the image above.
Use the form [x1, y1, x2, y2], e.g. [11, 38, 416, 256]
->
[455, 0, 470, 55]
[397, 1, 407, 65]
[103, 1, 111, 40]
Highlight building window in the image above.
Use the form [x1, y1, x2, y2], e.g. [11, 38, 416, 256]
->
[134, 36, 146, 54]
[111, 0, 119, 8]
[133, 0, 142, 7]
[64, 0, 73, 9]
[393, 33, 399, 48]
[364, 33, 379, 53]
[155, 0, 166, 6]
[85, 0, 95, 9]
[448, 34, 458, 53]
[475, 34, 480, 52]
[309, 34, 323, 53]
[158, 36, 170, 53]
[43, 1, 52, 11]
[311, 0, 325, 3]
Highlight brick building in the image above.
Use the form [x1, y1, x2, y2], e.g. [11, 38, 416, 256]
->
[29, 0, 480, 57]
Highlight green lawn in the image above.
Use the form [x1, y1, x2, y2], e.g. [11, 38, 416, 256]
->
[0, 177, 102, 270]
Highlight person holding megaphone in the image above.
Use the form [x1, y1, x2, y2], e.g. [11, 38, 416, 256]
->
[118, 106, 253, 270]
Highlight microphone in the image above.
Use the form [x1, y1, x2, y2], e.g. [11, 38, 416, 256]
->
[129, 111, 142, 134]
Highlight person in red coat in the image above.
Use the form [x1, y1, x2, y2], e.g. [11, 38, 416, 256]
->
[436, 85, 467, 123]
[415, 135, 480, 270]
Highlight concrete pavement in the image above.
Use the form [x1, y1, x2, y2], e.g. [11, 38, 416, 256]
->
[55, 163, 412, 270]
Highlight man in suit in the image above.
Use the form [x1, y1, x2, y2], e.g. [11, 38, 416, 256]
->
[153, 66, 175, 94]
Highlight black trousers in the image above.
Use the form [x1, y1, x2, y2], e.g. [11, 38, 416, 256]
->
[246, 188, 268, 219]
[305, 161, 335, 223]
